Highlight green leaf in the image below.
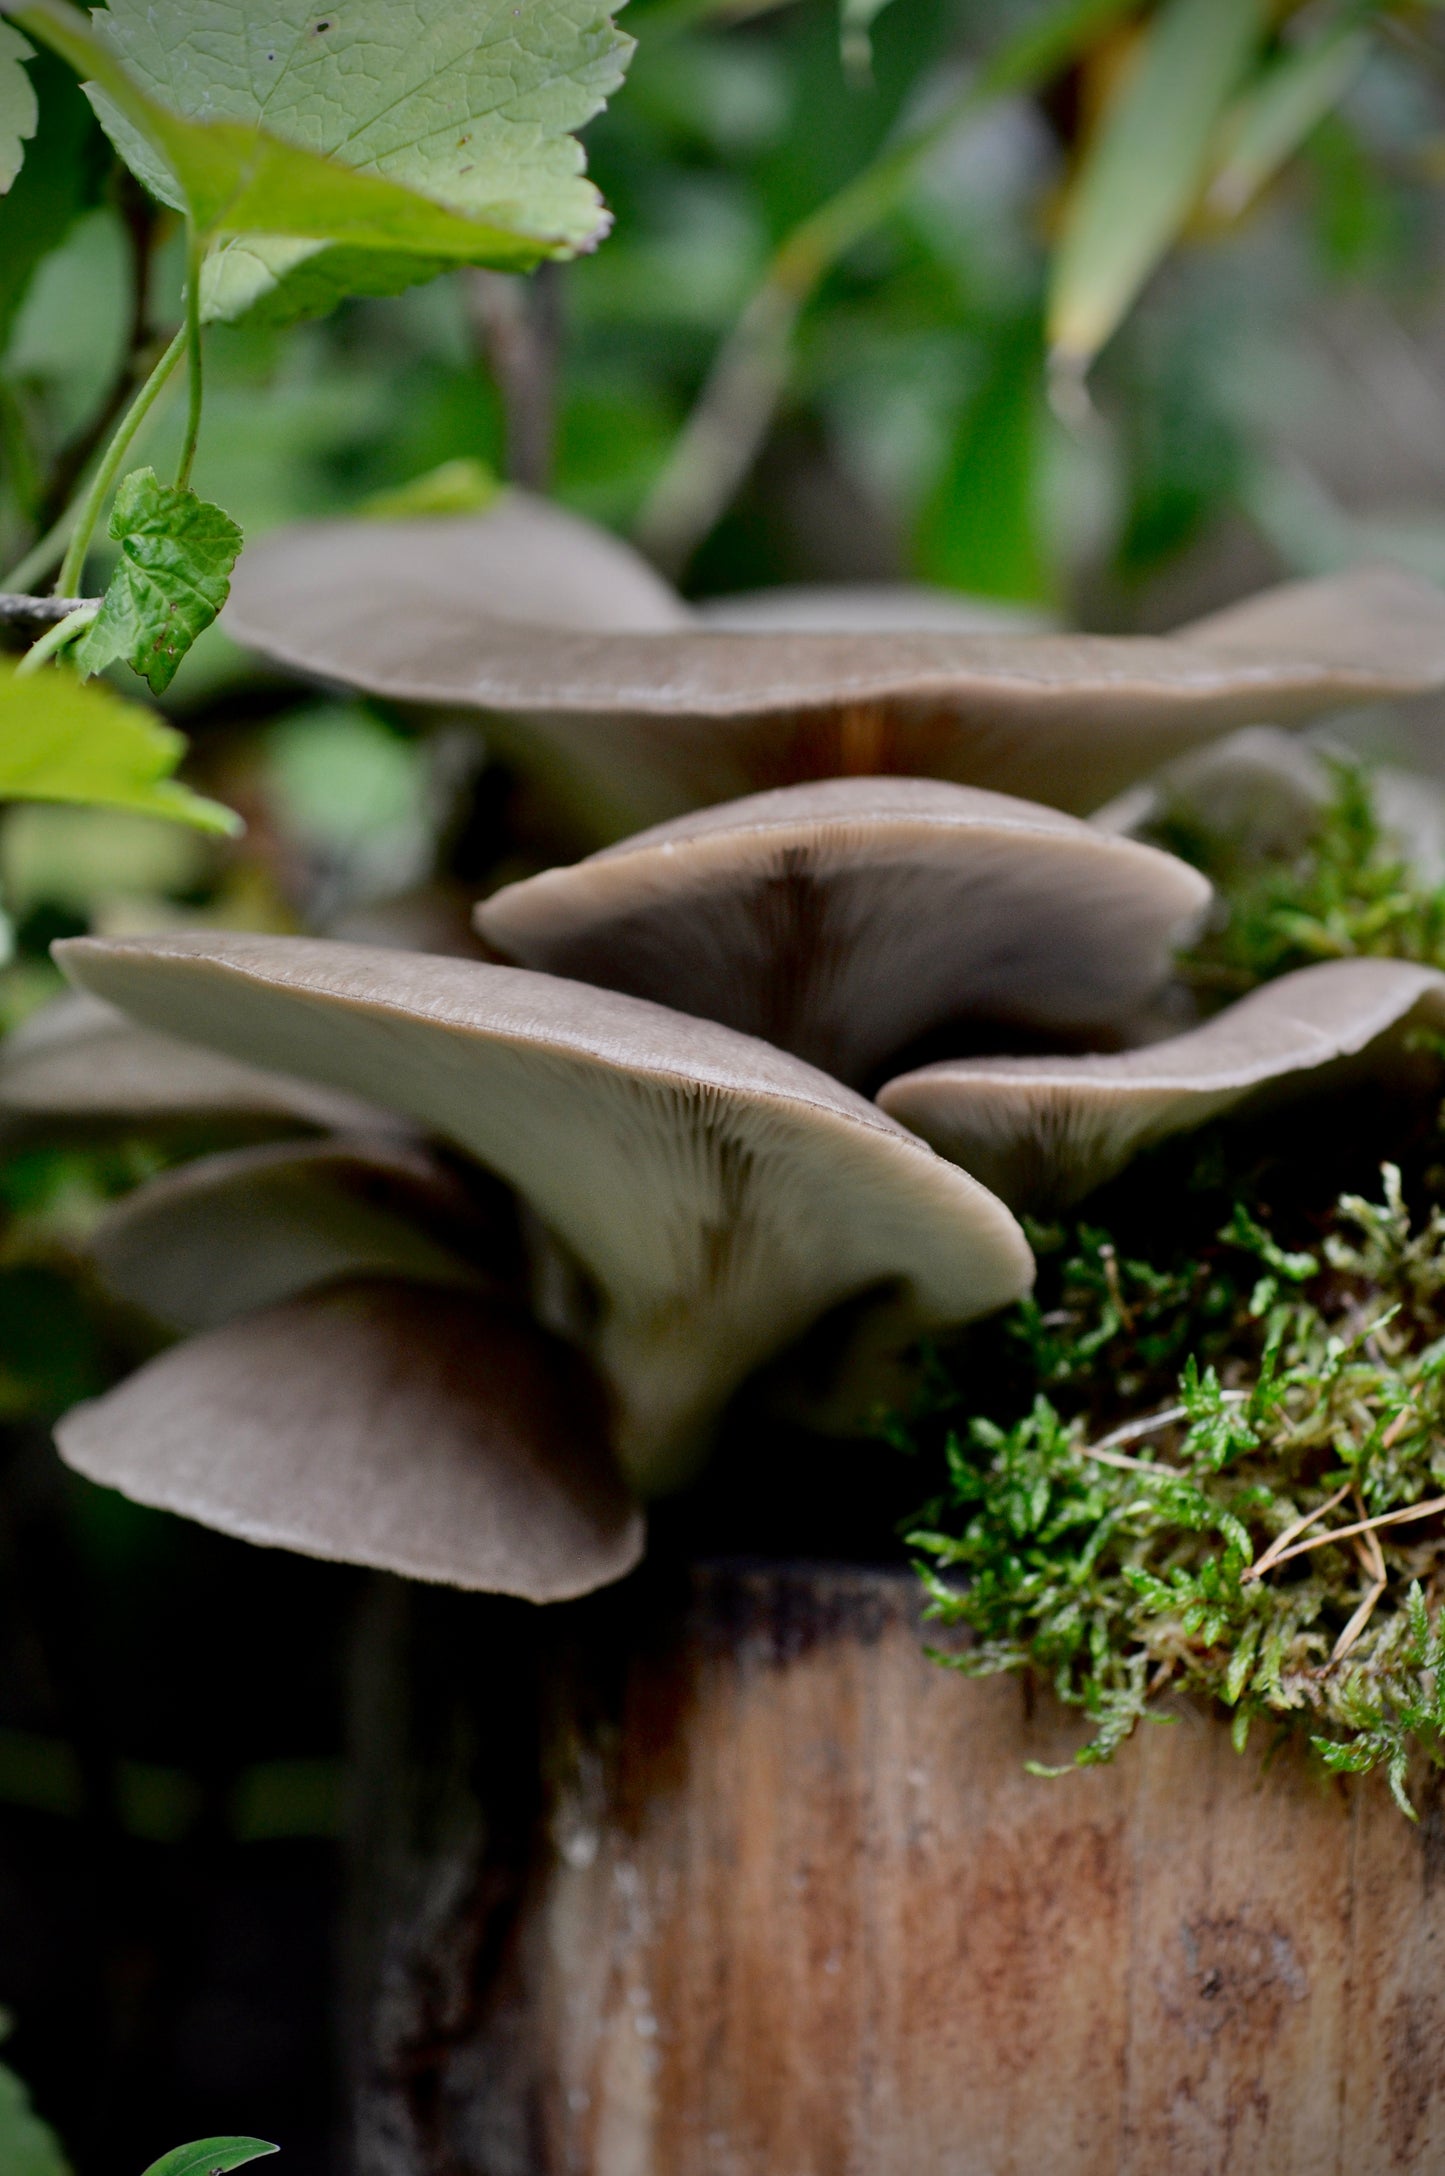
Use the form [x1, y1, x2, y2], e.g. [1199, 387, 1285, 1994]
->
[1206, 23, 1371, 221]
[74, 467, 243, 695]
[140, 2143, 278, 2176]
[0, 18, 35, 188]
[0, 2060, 69, 2176]
[1047, 0, 1266, 370]
[0, 659, 239, 832]
[915, 309, 1052, 604]
[10, 0, 631, 324]
[0, 46, 105, 350]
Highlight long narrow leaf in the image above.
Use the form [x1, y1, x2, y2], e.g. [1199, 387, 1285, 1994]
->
[1208, 23, 1371, 219]
[1048, 0, 1266, 370]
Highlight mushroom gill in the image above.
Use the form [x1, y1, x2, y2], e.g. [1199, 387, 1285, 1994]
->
[878, 957, 1445, 1211]
[56, 931, 1035, 1492]
[477, 777, 1210, 1086]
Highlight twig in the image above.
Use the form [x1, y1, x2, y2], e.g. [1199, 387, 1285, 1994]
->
[1381, 1403, 1417, 1450]
[1331, 1568, 1388, 1663]
[1081, 1443, 1179, 1476]
[1092, 1392, 1247, 1454]
[1245, 1493, 1445, 1579]
[1077, 1396, 1249, 1476]
[464, 264, 563, 491]
[0, 592, 100, 631]
[1246, 1483, 1352, 1585]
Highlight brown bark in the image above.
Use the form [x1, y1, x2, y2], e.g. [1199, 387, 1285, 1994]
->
[347, 1561, 1445, 2175]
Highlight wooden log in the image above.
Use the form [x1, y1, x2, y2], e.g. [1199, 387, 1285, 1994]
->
[347, 1561, 1445, 2175]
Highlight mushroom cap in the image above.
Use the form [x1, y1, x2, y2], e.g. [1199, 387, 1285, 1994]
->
[224, 511, 1445, 837]
[877, 957, 1445, 1210]
[56, 1277, 644, 1602]
[57, 932, 1033, 1490]
[90, 1135, 509, 1334]
[476, 778, 1212, 1087]
[1093, 725, 1445, 887]
[1091, 726, 1333, 862]
[695, 588, 1055, 634]
[0, 989, 403, 1139]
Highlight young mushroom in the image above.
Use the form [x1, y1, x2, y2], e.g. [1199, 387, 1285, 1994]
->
[88, 1134, 514, 1333]
[878, 957, 1445, 1210]
[224, 501, 1445, 840]
[476, 777, 1212, 1086]
[58, 1278, 645, 1602]
[55, 932, 1035, 1495]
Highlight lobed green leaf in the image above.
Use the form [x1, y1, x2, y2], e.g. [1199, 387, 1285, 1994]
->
[75, 468, 243, 695]
[0, 17, 35, 188]
[0, 661, 239, 832]
[10, 0, 631, 323]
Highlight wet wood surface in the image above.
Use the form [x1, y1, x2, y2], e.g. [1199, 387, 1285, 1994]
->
[349, 1562, 1445, 2175]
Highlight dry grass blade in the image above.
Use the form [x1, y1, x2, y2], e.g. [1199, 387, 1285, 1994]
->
[1247, 1492, 1445, 1578]
[1244, 1482, 1352, 1584]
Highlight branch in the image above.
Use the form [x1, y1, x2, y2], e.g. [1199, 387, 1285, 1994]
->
[0, 590, 100, 630]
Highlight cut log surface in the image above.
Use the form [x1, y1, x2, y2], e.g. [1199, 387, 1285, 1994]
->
[349, 1563, 1445, 2175]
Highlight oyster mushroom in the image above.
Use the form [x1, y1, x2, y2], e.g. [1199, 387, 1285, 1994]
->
[0, 988, 400, 1138]
[89, 1134, 513, 1333]
[58, 1277, 644, 1602]
[224, 501, 1445, 838]
[878, 957, 1445, 1211]
[476, 778, 1211, 1086]
[56, 932, 1034, 1490]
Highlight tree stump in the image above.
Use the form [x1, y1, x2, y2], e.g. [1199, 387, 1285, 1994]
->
[348, 1561, 1445, 2175]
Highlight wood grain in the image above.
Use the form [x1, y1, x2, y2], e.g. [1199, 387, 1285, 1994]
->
[350, 1563, 1445, 2175]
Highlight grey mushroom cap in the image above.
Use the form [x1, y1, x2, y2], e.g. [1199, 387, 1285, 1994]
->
[695, 587, 1055, 634]
[0, 989, 404, 1139]
[224, 510, 1445, 837]
[476, 778, 1212, 1087]
[56, 932, 1033, 1491]
[877, 958, 1445, 1211]
[1093, 724, 1445, 886]
[90, 1135, 506, 1335]
[56, 1278, 645, 1602]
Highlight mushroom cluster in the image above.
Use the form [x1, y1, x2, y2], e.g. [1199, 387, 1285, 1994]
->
[15, 494, 1445, 1605]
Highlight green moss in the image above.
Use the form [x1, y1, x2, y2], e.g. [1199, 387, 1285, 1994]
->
[901, 1156, 1445, 1811]
[1163, 759, 1445, 999]
[895, 764, 1445, 1810]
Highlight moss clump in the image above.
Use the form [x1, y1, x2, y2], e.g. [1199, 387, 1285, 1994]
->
[902, 1155, 1445, 1810]
[1160, 759, 1445, 999]
[895, 764, 1445, 1812]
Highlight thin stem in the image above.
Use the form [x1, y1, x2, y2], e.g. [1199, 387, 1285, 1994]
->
[174, 227, 204, 493]
[53, 327, 186, 600]
[13, 603, 100, 677]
